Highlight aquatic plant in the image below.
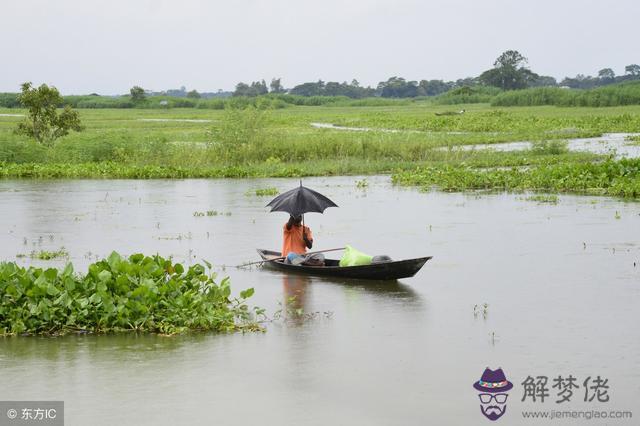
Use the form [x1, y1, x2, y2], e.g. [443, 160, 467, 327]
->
[393, 158, 640, 198]
[0, 252, 260, 336]
[355, 178, 369, 189]
[524, 194, 559, 204]
[247, 187, 279, 196]
[29, 247, 69, 260]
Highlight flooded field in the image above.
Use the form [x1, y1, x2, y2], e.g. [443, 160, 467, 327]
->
[447, 132, 640, 158]
[0, 176, 639, 425]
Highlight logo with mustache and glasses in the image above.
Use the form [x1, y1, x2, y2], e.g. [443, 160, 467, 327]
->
[473, 367, 513, 421]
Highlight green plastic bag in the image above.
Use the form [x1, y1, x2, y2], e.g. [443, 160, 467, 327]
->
[339, 245, 373, 267]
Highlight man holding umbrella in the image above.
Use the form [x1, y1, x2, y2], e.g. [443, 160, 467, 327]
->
[282, 214, 313, 263]
[266, 181, 338, 264]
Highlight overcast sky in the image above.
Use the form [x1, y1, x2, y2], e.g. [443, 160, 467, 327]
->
[2, 0, 638, 94]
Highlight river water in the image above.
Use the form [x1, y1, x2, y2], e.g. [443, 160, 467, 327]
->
[0, 176, 638, 425]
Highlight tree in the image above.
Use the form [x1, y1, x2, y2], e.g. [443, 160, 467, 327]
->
[233, 80, 268, 97]
[418, 79, 452, 96]
[494, 50, 528, 69]
[479, 50, 539, 90]
[290, 80, 325, 96]
[529, 75, 558, 87]
[130, 86, 146, 102]
[625, 64, 640, 76]
[377, 77, 419, 98]
[269, 78, 285, 93]
[14, 82, 83, 146]
[597, 68, 615, 82]
[186, 90, 201, 99]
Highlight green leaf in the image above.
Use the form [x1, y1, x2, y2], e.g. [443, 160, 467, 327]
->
[62, 263, 74, 277]
[107, 251, 121, 269]
[46, 283, 60, 296]
[98, 270, 112, 283]
[44, 268, 58, 281]
[240, 288, 255, 299]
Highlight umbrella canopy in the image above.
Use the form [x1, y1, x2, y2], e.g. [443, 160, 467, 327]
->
[266, 183, 338, 217]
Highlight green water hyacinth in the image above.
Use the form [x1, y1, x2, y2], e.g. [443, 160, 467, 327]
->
[0, 252, 260, 336]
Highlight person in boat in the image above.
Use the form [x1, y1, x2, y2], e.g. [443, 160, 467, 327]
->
[282, 214, 313, 264]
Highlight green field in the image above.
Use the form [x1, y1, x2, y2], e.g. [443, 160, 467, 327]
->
[1, 103, 639, 196]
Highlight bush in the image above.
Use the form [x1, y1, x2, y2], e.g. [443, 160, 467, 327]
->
[0, 251, 259, 335]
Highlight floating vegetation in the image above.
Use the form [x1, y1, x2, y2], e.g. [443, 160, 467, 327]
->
[626, 135, 640, 145]
[193, 210, 232, 217]
[28, 247, 69, 260]
[247, 187, 279, 196]
[530, 140, 568, 155]
[271, 296, 334, 324]
[0, 252, 261, 336]
[393, 159, 640, 198]
[615, 211, 621, 219]
[524, 194, 559, 204]
[157, 233, 192, 241]
[474, 303, 489, 319]
[355, 178, 369, 189]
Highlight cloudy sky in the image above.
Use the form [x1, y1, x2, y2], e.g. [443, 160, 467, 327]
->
[2, 0, 638, 94]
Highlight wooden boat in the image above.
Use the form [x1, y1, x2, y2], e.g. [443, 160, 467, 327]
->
[257, 249, 432, 280]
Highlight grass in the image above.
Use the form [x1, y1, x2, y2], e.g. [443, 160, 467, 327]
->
[1, 103, 640, 197]
[0, 251, 261, 336]
[492, 81, 640, 107]
[626, 135, 640, 145]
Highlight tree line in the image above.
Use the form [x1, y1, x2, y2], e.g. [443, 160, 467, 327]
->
[231, 50, 640, 98]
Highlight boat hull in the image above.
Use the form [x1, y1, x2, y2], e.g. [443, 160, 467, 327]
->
[257, 249, 431, 280]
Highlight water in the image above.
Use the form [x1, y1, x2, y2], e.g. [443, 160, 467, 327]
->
[1, 177, 639, 425]
[448, 132, 640, 159]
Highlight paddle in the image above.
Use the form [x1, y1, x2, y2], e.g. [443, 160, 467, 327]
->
[235, 247, 346, 269]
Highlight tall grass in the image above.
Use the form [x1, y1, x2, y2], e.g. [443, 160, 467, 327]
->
[492, 81, 640, 107]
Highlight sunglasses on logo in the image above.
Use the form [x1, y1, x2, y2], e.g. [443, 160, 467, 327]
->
[478, 393, 508, 404]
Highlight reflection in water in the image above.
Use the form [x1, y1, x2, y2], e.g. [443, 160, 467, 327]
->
[282, 274, 310, 324]
[323, 278, 422, 302]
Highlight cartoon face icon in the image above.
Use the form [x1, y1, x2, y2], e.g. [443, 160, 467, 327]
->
[473, 367, 513, 421]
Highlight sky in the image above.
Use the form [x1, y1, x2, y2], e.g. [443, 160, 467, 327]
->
[2, 0, 639, 95]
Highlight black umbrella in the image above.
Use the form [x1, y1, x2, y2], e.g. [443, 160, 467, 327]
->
[266, 181, 338, 217]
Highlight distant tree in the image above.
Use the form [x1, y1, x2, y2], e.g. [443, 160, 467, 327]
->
[560, 74, 599, 89]
[377, 77, 419, 98]
[454, 77, 478, 87]
[233, 80, 268, 97]
[290, 80, 325, 96]
[529, 75, 558, 87]
[269, 78, 285, 93]
[598, 68, 615, 82]
[624, 64, 640, 76]
[418, 79, 452, 96]
[14, 82, 83, 146]
[233, 82, 251, 97]
[479, 50, 539, 90]
[251, 80, 268, 96]
[186, 90, 201, 99]
[130, 86, 146, 102]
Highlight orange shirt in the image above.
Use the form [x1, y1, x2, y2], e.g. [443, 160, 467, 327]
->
[282, 223, 313, 256]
